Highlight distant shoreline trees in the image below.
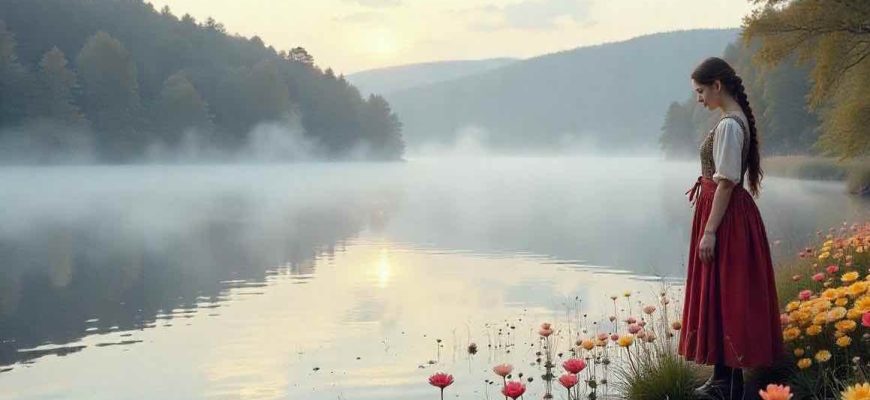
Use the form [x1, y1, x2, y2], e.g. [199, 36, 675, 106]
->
[0, 0, 404, 163]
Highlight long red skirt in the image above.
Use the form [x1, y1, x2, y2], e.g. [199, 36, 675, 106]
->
[678, 177, 784, 368]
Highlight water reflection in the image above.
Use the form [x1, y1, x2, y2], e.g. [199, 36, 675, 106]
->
[0, 158, 866, 399]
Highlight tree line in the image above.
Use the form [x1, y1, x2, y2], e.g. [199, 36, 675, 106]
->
[0, 0, 404, 163]
[660, 0, 868, 160]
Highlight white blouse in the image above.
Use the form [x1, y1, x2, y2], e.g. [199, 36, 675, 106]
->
[711, 116, 745, 184]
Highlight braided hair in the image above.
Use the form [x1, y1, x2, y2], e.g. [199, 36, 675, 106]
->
[691, 57, 763, 197]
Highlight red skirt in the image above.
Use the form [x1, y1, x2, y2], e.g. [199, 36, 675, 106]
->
[678, 177, 784, 368]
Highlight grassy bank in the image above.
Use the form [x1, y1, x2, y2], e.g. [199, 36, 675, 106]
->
[764, 156, 870, 196]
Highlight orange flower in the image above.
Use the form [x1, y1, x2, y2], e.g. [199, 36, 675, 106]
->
[758, 384, 793, 400]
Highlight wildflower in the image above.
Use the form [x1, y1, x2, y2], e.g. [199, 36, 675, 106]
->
[502, 381, 526, 399]
[623, 291, 631, 297]
[841, 382, 870, 400]
[758, 384, 793, 400]
[836, 319, 857, 333]
[793, 348, 804, 357]
[814, 350, 831, 363]
[812, 273, 825, 282]
[580, 340, 594, 351]
[796, 358, 812, 369]
[836, 336, 852, 347]
[671, 321, 682, 331]
[799, 290, 812, 301]
[493, 363, 513, 377]
[562, 358, 586, 374]
[782, 327, 800, 341]
[558, 373, 579, 389]
[429, 372, 454, 399]
[847, 308, 863, 320]
[610, 333, 619, 342]
[863, 312, 870, 328]
[628, 324, 642, 334]
[848, 281, 868, 297]
[539, 322, 554, 338]
[780, 314, 790, 325]
[836, 298, 850, 307]
[786, 301, 800, 312]
[643, 305, 656, 315]
[643, 331, 657, 343]
[617, 334, 634, 347]
[826, 265, 839, 274]
[842, 272, 859, 283]
[858, 296, 870, 312]
[827, 307, 848, 322]
[625, 316, 637, 324]
[806, 325, 822, 336]
[596, 333, 608, 341]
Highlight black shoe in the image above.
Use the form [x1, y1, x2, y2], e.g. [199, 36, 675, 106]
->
[693, 377, 744, 400]
[693, 377, 728, 399]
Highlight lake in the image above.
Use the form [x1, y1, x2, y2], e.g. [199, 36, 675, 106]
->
[0, 157, 866, 399]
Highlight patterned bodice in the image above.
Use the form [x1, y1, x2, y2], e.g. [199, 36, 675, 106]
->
[700, 114, 750, 184]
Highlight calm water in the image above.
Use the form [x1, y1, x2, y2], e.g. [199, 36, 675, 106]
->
[0, 157, 866, 399]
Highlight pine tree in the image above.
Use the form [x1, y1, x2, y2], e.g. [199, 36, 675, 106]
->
[35, 47, 86, 126]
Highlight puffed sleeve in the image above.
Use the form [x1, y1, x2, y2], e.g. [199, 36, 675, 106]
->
[712, 118, 744, 184]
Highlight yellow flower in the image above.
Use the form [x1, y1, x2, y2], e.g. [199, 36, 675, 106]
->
[847, 308, 863, 320]
[797, 358, 812, 369]
[848, 281, 868, 297]
[822, 289, 839, 301]
[617, 334, 634, 347]
[856, 296, 870, 312]
[836, 319, 857, 333]
[814, 350, 831, 363]
[793, 348, 805, 357]
[806, 325, 822, 336]
[842, 272, 860, 283]
[841, 382, 870, 400]
[786, 301, 800, 312]
[836, 297, 850, 307]
[836, 336, 852, 347]
[623, 291, 632, 297]
[813, 313, 828, 326]
[827, 307, 848, 322]
[818, 252, 830, 260]
[783, 327, 801, 341]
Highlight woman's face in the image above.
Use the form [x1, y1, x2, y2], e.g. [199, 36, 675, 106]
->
[692, 79, 723, 110]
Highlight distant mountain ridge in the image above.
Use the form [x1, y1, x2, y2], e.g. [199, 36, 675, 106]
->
[347, 58, 518, 96]
[383, 29, 740, 152]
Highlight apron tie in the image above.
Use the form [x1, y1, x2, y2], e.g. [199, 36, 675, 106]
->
[685, 176, 703, 207]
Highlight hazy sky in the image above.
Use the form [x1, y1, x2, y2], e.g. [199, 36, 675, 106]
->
[148, 0, 755, 74]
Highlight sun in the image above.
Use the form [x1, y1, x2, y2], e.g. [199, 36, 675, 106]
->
[366, 27, 399, 58]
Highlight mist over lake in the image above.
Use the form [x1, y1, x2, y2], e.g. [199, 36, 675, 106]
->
[0, 157, 865, 399]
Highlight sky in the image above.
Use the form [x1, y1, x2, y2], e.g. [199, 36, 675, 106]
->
[147, 0, 756, 74]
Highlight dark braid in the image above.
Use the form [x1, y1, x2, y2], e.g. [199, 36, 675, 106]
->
[725, 75, 762, 197]
[691, 57, 763, 197]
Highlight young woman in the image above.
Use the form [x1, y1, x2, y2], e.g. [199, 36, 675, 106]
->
[678, 57, 784, 399]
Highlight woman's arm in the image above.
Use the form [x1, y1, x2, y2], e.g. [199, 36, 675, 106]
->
[698, 180, 734, 264]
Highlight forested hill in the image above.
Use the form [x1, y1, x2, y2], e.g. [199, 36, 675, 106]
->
[0, 0, 404, 163]
[347, 58, 518, 97]
[384, 29, 739, 152]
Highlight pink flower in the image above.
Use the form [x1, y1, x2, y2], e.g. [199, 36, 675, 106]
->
[758, 383, 793, 400]
[638, 321, 647, 327]
[625, 316, 637, 324]
[562, 358, 586, 374]
[539, 326, 554, 337]
[596, 333, 608, 341]
[780, 313, 790, 325]
[628, 324, 642, 334]
[862, 312, 870, 328]
[643, 305, 656, 314]
[493, 363, 513, 377]
[610, 333, 619, 341]
[428, 372, 454, 389]
[812, 273, 825, 282]
[502, 381, 526, 399]
[558, 373, 579, 389]
[826, 265, 839, 274]
[799, 290, 812, 301]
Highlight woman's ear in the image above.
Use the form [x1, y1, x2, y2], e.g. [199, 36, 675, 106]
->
[714, 80, 722, 93]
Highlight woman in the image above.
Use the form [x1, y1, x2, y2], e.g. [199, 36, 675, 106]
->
[678, 57, 784, 399]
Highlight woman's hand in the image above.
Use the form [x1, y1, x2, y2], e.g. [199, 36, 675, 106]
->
[699, 232, 716, 264]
